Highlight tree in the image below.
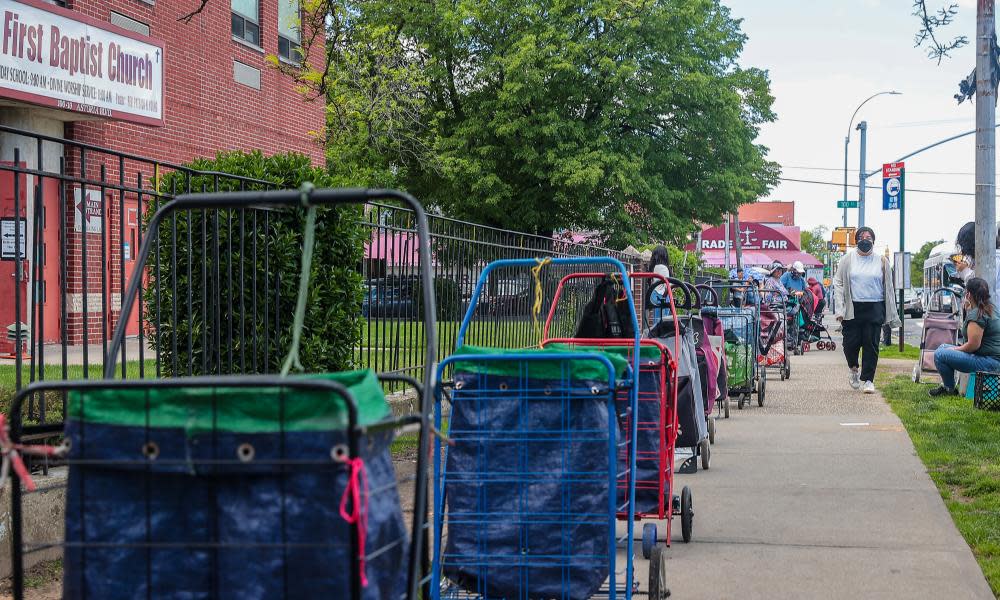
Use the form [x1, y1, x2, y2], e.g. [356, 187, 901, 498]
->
[268, 0, 778, 245]
[400, 0, 779, 245]
[911, 239, 944, 287]
[800, 225, 829, 260]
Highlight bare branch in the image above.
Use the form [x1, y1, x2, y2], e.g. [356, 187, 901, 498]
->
[178, 0, 211, 24]
[912, 1, 968, 64]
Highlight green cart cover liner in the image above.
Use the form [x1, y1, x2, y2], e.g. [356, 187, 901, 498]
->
[726, 342, 752, 388]
[63, 369, 407, 600]
[444, 346, 624, 599]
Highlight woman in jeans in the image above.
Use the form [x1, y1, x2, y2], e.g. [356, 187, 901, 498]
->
[930, 277, 1000, 396]
[833, 227, 901, 394]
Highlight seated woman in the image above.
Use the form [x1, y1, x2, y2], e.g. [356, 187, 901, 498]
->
[930, 277, 1000, 396]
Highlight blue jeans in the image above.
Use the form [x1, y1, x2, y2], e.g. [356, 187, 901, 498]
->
[933, 344, 1000, 389]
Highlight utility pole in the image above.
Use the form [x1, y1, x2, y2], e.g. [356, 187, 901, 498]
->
[857, 121, 868, 228]
[976, 0, 997, 297]
[724, 214, 731, 271]
[843, 134, 850, 228]
[733, 211, 744, 271]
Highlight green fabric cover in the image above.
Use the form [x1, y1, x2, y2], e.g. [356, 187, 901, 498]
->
[453, 345, 629, 381]
[66, 369, 388, 433]
[546, 342, 663, 362]
[725, 342, 751, 387]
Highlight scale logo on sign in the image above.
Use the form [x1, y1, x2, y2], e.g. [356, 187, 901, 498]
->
[882, 162, 904, 211]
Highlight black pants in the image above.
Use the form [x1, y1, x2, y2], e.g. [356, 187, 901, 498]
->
[843, 301, 885, 382]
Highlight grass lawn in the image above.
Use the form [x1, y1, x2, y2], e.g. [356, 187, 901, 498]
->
[0, 361, 157, 422]
[880, 343, 921, 361]
[878, 372, 1000, 595]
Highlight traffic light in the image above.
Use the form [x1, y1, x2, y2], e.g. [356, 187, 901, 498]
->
[830, 227, 856, 252]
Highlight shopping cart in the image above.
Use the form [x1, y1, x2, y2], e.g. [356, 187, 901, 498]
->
[540, 272, 694, 559]
[709, 280, 766, 411]
[7, 188, 437, 600]
[760, 288, 790, 383]
[432, 257, 670, 600]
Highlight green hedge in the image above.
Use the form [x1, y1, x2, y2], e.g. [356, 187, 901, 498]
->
[144, 151, 366, 375]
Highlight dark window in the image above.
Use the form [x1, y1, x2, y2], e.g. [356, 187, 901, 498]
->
[277, 0, 301, 62]
[231, 0, 260, 46]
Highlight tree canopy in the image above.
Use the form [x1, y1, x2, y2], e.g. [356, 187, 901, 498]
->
[282, 0, 778, 245]
[911, 239, 944, 287]
[800, 225, 830, 259]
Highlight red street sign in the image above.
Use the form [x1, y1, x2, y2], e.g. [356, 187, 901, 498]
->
[883, 162, 904, 178]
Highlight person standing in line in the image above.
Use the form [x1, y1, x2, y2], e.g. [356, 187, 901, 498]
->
[648, 246, 671, 321]
[928, 277, 1000, 397]
[807, 276, 826, 315]
[833, 227, 901, 394]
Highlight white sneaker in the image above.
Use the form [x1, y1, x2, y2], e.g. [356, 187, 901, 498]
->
[849, 370, 861, 389]
[862, 381, 875, 394]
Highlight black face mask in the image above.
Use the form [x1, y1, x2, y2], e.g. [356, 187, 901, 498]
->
[857, 239, 874, 253]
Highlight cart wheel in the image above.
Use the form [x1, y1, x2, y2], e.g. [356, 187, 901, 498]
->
[758, 370, 766, 407]
[912, 363, 921, 383]
[783, 361, 791, 380]
[708, 417, 716, 445]
[641, 522, 657, 560]
[738, 393, 746, 409]
[681, 486, 693, 543]
[828, 341, 836, 351]
[649, 546, 671, 599]
[700, 438, 711, 470]
[724, 395, 730, 418]
[817, 340, 826, 350]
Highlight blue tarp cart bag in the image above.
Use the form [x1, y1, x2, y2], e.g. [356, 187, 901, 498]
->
[432, 257, 670, 600]
[440, 346, 628, 599]
[61, 372, 408, 600]
[8, 187, 439, 600]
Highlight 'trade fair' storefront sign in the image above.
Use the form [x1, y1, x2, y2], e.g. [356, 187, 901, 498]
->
[0, 0, 163, 125]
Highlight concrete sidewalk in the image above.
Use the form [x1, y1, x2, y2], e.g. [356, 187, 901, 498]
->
[629, 328, 994, 598]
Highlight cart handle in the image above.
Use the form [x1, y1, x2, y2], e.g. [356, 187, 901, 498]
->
[695, 284, 719, 307]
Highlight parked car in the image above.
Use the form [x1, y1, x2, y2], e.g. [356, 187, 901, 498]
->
[903, 288, 923, 317]
[362, 277, 418, 318]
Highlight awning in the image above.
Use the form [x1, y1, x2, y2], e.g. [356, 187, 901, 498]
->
[767, 250, 824, 268]
[700, 250, 774, 267]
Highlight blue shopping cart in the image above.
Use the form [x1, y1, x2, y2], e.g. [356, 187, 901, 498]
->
[431, 257, 668, 600]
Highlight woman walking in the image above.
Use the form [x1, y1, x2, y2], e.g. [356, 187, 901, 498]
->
[929, 277, 1000, 396]
[832, 227, 901, 393]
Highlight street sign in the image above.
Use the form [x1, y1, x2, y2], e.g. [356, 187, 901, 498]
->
[894, 252, 912, 289]
[837, 200, 858, 208]
[882, 162, 905, 211]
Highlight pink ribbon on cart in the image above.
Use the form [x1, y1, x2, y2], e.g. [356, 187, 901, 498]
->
[339, 456, 370, 588]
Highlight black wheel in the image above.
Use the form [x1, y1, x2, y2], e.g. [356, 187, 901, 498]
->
[783, 361, 791, 380]
[724, 395, 730, 418]
[738, 393, 746, 409]
[758, 370, 766, 407]
[700, 438, 711, 470]
[828, 341, 836, 351]
[681, 486, 693, 543]
[649, 546, 671, 599]
[641, 522, 657, 560]
[708, 417, 716, 445]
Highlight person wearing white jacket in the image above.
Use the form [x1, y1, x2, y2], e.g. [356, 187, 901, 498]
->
[833, 227, 901, 394]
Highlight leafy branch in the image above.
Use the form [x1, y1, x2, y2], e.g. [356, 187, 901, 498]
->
[912, 1, 968, 64]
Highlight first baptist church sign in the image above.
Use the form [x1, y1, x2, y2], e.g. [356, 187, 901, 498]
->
[0, 0, 163, 125]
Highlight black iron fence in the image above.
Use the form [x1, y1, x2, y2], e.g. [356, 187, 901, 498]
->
[357, 203, 643, 380]
[0, 125, 643, 432]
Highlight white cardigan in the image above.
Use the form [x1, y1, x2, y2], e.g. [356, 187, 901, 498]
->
[833, 250, 902, 328]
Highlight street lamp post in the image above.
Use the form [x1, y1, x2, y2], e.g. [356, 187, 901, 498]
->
[843, 91, 902, 227]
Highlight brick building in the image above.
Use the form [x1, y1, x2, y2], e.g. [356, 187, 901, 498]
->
[0, 0, 325, 347]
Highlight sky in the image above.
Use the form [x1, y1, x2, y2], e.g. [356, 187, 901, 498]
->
[726, 0, 983, 254]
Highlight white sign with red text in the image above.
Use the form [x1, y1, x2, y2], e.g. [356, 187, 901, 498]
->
[0, 0, 163, 125]
[74, 188, 102, 234]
